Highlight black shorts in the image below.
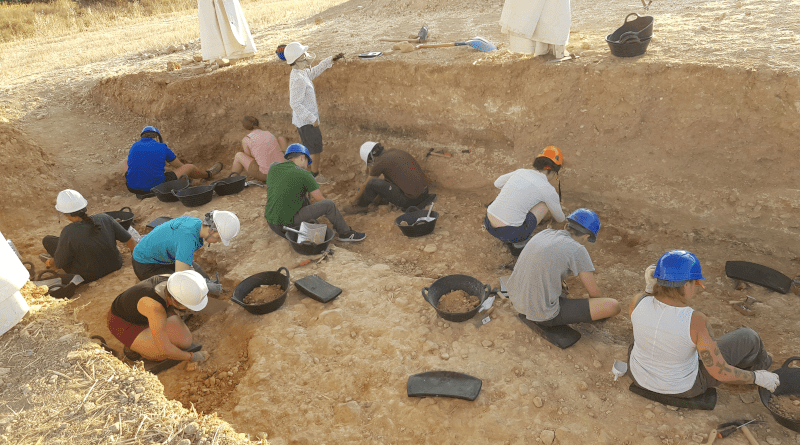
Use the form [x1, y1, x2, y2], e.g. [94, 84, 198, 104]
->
[538, 297, 592, 327]
[297, 124, 323, 155]
[126, 171, 177, 195]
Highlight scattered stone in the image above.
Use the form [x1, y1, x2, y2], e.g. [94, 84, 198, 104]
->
[193, 55, 203, 62]
[440, 353, 449, 360]
[644, 410, 655, 419]
[177, 439, 191, 445]
[577, 381, 588, 391]
[184, 422, 199, 436]
[204, 68, 213, 73]
[83, 402, 95, 413]
[540, 429, 555, 445]
[108, 424, 120, 434]
[593, 360, 602, 368]
[740, 393, 756, 404]
[423, 244, 437, 253]
[167, 45, 178, 54]
[166, 61, 181, 71]
[533, 397, 543, 408]
[766, 437, 781, 445]
[481, 340, 493, 348]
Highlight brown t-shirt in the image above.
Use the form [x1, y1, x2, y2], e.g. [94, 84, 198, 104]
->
[369, 149, 428, 197]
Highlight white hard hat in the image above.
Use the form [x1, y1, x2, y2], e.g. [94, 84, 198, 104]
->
[284, 42, 308, 65]
[55, 189, 88, 214]
[166, 270, 208, 311]
[360, 141, 378, 165]
[211, 210, 240, 246]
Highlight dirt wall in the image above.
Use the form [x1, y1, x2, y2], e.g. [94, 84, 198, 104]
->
[90, 60, 800, 263]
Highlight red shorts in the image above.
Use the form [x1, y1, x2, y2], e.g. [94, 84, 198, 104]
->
[107, 309, 147, 348]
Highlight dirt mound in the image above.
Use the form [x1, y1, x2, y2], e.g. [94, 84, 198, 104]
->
[0, 122, 66, 234]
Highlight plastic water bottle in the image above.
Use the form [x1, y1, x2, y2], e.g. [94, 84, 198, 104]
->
[127, 226, 142, 243]
[6, 240, 20, 259]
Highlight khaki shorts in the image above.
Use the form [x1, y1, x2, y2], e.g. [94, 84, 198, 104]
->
[246, 159, 267, 182]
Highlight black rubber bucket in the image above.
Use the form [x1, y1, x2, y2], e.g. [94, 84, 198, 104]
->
[395, 206, 439, 238]
[103, 206, 135, 230]
[607, 13, 654, 57]
[231, 267, 290, 315]
[285, 227, 335, 256]
[421, 274, 492, 322]
[151, 175, 190, 203]
[212, 173, 246, 196]
[172, 185, 215, 207]
[759, 356, 800, 432]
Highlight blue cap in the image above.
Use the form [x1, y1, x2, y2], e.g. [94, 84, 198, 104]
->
[566, 208, 600, 243]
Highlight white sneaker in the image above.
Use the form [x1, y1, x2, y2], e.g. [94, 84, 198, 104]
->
[314, 174, 330, 184]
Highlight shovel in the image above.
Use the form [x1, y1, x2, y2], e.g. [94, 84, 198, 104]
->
[380, 24, 428, 43]
[417, 36, 497, 52]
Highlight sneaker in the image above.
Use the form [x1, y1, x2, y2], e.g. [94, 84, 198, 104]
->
[314, 174, 330, 184]
[206, 162, 223, 178]
[338, 231, 366, 242]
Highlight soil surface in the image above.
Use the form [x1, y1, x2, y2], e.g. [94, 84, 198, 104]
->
[437, 290, 480, 313]
[769, 395, 800, 422]
[2, 0, 800, 444]
[243, 285, 285, 305]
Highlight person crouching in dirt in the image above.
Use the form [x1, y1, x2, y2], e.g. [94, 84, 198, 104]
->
[131, 210, 240, 290]
[628, 250, 779, 397]
[508, 209, 620, 330]
[264, 144, 366, 242]
[41, 189, 136, 283]
[284, 41, 345, 184]
[107, 270, 209, 363]
[344, 141, 432, 214]
[484, 146, 566, 249]
[125, 126, 223, 195]
[231, 115, 287, 182]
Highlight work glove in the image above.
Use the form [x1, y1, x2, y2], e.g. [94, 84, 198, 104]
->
[754, 370, 780, 392]
[189, 351, 210, 362]
[644, 264, 657, 294]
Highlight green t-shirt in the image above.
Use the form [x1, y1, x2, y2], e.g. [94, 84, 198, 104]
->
[264, 161, 320, 226]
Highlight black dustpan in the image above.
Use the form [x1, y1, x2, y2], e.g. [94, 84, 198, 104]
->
[295, 275, 342, 303]
[407, 371, 482, 401]
[518, 314, 581, 349]
[725, 261, 792, 294]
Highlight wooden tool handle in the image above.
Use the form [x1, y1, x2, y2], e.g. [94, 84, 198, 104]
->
[740, 426, 759, 445]
[705, 429, 717, 445]
[416, 43, 456, 48]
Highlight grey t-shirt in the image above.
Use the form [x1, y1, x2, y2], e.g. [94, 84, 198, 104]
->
[507, 229, 595, 322]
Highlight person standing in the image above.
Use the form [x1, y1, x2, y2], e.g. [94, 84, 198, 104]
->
[508, 209, 620, 333]
[347, 141, 432, 213]
[264, 144, 365, 242]
[41, 189, 136, 283]
[125, 126, 223, 195]
[284, 42, 344, 184]
[230, 115, 287, 182]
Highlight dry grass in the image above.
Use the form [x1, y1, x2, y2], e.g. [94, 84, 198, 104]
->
[0, 0, 346, 83]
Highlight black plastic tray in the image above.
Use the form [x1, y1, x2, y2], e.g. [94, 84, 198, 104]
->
[725, 260, 792, 294]
[146, 216, 173, 230]
[407, 371, 482, 401]
[517, 314, 581, 349]
[630, 384, 717, 410]
[294, 275, 342, 303]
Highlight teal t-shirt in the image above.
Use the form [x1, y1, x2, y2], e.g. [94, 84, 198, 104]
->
[264, 161, 319, 226]
[132, 216, 203, 265]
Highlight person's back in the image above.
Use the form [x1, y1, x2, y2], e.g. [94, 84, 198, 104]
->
[56, 213, 130, 282]
[264, 160, 318, 227]
[133, 216, 203, 265]
[370, 149, 428, 197]
[488, 168, 563, 227]
[110, 275, 169, 325]
[507, 228, 591, 321]
[247, 129, 284, 174]
[630, 296, 698, 393]
[126, 138, 175, 191]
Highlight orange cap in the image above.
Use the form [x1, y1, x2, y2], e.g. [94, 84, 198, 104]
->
[537, 146, 563, 167]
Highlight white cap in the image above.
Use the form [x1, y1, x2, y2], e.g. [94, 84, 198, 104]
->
[211, 210, 240, 246]
[359, 141, 378, 165]
[55, 189, 88, 214]
[284, 42, 308, 65]
[166, 270, 208, 311]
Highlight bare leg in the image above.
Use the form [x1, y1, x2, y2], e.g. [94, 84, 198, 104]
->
[173, 163, 211, 180]
[277, 136, 288, 152]
[309, 153, 320, 174]
[588, 298, 621, 321]
[232, 152, 254, 175]
[129, 315, 193, 361]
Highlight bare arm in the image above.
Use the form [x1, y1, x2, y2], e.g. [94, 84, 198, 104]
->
[138, 297, 192, 360]
[175, 260, 192, 272]
[578, 271, 602, 298]
[352, 176, 378, 203]
[168, 158, 184, 168]
[125, 238, 137, 251]
[310, 189, 324, 203]
[691, 312, 756, 384]
[241, 136, 252, 156]
[628, 292, 646, 317]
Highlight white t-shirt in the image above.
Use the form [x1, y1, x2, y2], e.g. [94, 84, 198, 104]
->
[486, 169, 564, 227]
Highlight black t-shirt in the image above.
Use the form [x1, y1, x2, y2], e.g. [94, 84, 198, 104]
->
[110, 275, 169, 326]
[54, 213, 132, 282]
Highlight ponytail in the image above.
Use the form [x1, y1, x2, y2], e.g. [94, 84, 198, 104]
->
[71, 209, 101, 233]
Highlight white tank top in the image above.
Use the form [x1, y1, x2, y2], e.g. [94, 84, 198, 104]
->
[629, 296, 698, 394]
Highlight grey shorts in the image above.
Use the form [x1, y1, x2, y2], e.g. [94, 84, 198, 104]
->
[297, 124, 323, 154]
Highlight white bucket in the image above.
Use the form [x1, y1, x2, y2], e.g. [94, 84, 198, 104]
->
[0, 230, 30, 335]
[509, 34, 535, 54]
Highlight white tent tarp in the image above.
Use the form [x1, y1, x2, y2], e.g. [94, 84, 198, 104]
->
[499, 0, 570, 57]
[198, 0, 256, 61]
[0, 231, 30, 336]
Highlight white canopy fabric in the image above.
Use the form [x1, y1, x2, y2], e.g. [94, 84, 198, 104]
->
[499, 0, 570, 56]
[198, 0, 256, 61]
[0, 231, 30, 336]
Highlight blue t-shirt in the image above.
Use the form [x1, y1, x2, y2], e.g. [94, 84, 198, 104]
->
[132, 216, 203, 266]
[126, 138, 178, 191]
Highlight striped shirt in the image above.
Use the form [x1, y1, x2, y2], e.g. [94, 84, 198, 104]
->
[289, 57, 333, 128]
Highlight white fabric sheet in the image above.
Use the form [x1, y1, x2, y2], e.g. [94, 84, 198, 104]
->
[499, 0, 570, 56]
[198, 0, 256, 61]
